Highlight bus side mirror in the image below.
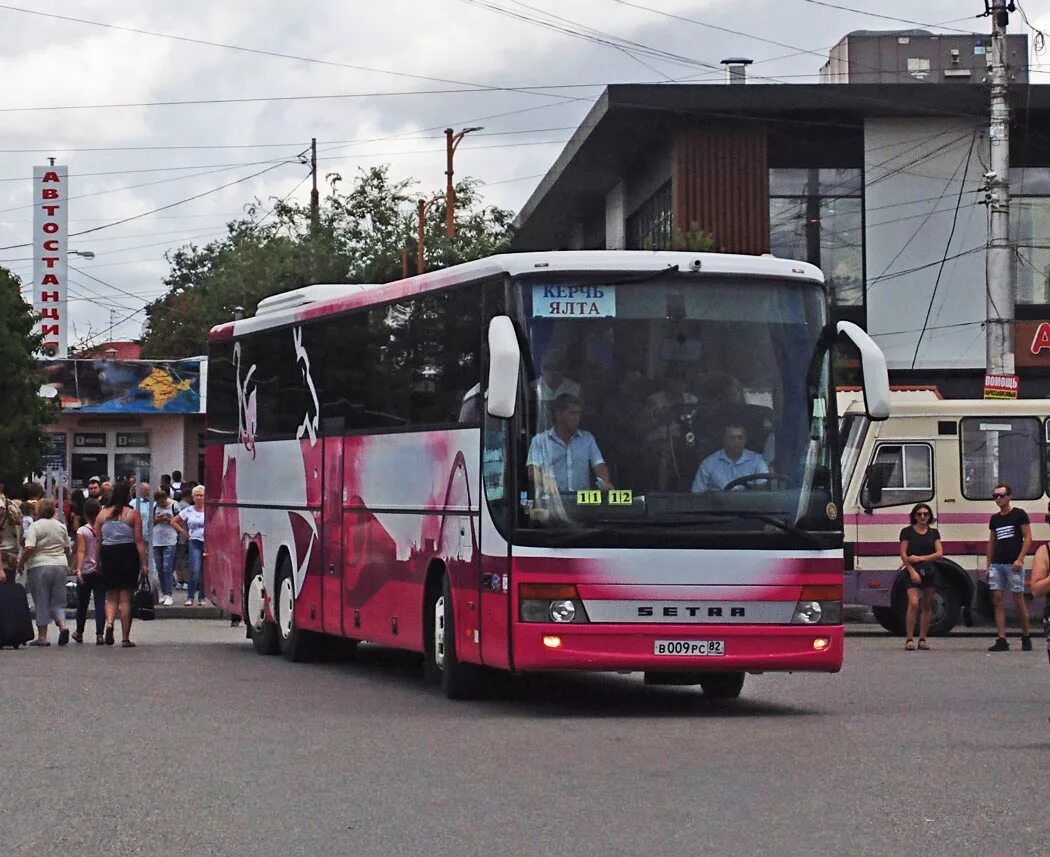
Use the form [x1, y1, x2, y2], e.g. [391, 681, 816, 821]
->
[837, 321, 890, 421]
[487, 315, 520, 419]
[863, 464, 884, 508]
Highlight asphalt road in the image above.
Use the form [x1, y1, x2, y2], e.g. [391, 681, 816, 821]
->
[2, 621, 1048, 857]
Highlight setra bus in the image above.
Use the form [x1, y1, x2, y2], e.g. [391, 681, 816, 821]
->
[203, 251, 889, 699]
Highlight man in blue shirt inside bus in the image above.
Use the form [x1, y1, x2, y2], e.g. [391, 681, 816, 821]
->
[692, 422, 769, 492]
[527, 394, 615, 495]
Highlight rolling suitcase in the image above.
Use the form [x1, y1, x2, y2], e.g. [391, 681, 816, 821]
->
[0, 582, 35, 649]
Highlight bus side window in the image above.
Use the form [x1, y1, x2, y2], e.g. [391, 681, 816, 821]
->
[861, 443, 933, 509]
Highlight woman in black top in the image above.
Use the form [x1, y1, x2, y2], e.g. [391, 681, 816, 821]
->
[899, 502, 944, 651]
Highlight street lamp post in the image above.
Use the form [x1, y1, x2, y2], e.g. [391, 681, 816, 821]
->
[417, 194, 444, 275]
[445, 126, 483, 239]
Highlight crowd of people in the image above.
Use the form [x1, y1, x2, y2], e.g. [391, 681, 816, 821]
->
[0, 471, 207, 648]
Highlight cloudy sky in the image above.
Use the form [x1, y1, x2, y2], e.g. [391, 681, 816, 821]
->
[0, 0, 1044, 349]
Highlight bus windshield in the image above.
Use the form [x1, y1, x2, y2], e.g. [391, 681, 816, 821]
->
[510, 274, 836, 540]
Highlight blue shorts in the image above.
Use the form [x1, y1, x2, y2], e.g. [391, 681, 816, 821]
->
[988, 563, 1025, 593]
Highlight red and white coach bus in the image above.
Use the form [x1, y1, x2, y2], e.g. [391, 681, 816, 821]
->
[203, 251, 889, 699]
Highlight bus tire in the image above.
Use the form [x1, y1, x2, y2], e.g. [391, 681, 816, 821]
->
[890, 574, 961, 636]
[872, 605, 904, 635]
[699, 672, 745, 699]
[428, 575, 482, 700]
[275, 555, 318, 663]
[246, 556, 279, 656]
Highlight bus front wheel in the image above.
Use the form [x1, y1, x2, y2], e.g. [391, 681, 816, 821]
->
[246, 557, 278, 656]
[427, 575, 482, 700]
[699, 672, 745, 699]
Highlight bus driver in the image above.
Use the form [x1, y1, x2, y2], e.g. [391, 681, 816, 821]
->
[692, 422, 769, 492]
[527, 394, 615, 496]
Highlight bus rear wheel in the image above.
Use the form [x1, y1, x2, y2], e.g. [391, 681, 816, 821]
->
[426, 575, 482, 700]
[699, 672, 745, 699]
[246, 557, 278, 656]
[275, 556, 318, 663]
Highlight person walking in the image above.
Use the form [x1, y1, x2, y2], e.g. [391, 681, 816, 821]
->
[152, 488, 186, 606]
[178, 485, 207, 606]
[0, 478, 22, 585]
[94, 481, 148, 647]
[899, 503, 943, 651]
[985, 484, 1033, 652]
[71, 498, 106, 644]
[17, 499, 71, 647]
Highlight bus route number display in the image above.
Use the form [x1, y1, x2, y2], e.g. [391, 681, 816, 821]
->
[576, 489, 633, 505]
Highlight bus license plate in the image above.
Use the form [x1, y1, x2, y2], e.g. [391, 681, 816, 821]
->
[654, 640, 725, 656]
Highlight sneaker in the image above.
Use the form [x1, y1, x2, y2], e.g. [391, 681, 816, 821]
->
[988, 637, 1010, 652]
[198, 599, 208, 607]
[162, 596, 173, 607]
[1022, 636, 1033, 652]
[184, 599, 194, 607]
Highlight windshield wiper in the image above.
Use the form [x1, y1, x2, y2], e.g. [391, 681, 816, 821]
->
[714, 512, 827, 548]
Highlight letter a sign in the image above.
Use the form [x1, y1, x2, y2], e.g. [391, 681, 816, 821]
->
[1030, 322, 1050, 355]
[32, 164, 68, 357]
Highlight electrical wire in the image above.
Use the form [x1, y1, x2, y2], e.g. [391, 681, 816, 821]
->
[0, 3, 583, 104]
[909, 130, 978, 368]
[801, 1, 976, 34]
[0, 161, 295, 250]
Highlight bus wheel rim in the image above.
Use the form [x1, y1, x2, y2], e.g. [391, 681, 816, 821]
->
[247, 573, 266, 632]
[279, 575, 294, 639]
[434, 595, 446, 670]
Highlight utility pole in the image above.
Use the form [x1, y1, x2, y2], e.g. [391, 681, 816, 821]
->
[985, 0, 1016, 377]
[444, 126, 483, 239]
[417, 195, 443, 274]
[309, 137, 319, 235]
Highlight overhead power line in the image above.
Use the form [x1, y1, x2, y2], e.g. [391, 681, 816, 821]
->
[801, 0, 977, 34]
[0, 3, 580, 104]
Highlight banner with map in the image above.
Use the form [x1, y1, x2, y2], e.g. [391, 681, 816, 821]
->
[38, 359, 203, 413]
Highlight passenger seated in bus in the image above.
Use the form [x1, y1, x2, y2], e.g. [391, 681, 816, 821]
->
[526, 394, 614, 496]
[691, 423, 769, 492]
[534, 347, 581, 404]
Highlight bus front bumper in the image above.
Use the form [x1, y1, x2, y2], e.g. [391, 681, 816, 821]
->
[512, 624, 844, 673]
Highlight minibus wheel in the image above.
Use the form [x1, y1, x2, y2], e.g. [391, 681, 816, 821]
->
[890, 576, 961, 636]
[699, 672, 745, 699]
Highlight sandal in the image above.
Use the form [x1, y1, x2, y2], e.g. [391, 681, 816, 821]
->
[917, 639, 930, 650]
[905, 639, 916, 651]
[71, 632, 83, 644]
[121, 640, 136, 648]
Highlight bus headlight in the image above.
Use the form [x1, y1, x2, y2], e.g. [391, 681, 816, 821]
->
[792, 585, 842, 625]
[518, 583, 589, 623]
[792, 601, 822, 624]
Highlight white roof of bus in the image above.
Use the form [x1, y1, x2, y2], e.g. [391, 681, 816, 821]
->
[843, 397, 1050, 418]
[211, 250, 824, 340]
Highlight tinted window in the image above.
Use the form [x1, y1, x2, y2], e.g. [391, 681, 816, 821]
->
[368, 285, 482, 429]
[961, 417, 1042, 500]
[206, 341, 238, 444]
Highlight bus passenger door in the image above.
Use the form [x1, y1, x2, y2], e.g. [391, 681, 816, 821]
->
[321, 435, 344, 637]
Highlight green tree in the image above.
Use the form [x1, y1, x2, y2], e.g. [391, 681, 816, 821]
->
[141, 166, 512, 358]
[0, 268, 56, 483]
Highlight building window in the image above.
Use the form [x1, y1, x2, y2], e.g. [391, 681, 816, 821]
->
[626, 181, 672, 250]
[769, 168, 863, 307]
[1011, 168, 1050, 304]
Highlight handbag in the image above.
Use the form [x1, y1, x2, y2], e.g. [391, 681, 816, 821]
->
[132, 576, 155, 621]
